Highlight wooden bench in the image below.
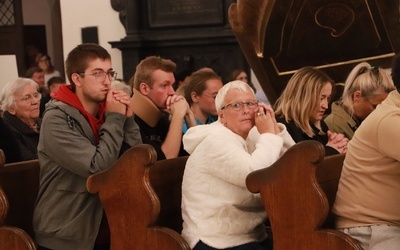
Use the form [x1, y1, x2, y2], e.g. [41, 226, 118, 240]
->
[246, 140, 362, 250]
[87, 144, 190, 250]
[0, 150, 38, 249]
[0, 140, 363, 249]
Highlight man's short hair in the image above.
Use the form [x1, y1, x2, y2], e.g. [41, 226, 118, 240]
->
[25, 66, 43, 78]
[47, 76, 66, 88]
[130, 56, 176, 90]
[65, 43, 111, 90]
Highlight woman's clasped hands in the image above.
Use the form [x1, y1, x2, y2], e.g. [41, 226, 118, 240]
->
[327, 130, 349, 154]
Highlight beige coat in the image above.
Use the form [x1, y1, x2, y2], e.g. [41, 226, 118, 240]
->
[334, 90, 400, 228]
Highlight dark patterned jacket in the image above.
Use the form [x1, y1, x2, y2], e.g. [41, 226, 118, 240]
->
[2, 111, 41, 161]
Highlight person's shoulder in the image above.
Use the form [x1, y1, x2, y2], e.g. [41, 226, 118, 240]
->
[276, 117, 297, 130]
[42, 100, 82, 122]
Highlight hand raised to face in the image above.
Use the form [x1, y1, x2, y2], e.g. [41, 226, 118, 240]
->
[109, 89, 135, 117]
[165, 94, 190, 118]
[255, 103, 278, 134]
[106, 89, 127, 115]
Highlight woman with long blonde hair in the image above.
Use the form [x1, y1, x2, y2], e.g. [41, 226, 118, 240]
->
[275, 66, 348, 155]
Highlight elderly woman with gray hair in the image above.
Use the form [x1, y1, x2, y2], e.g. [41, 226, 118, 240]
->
[181, 80, 295, 250]
[1, 78, 42, 161]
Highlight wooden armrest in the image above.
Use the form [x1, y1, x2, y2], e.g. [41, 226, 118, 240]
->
[246, 140, 362, 250]
[87, 144, 190, 250]
[0, 226, 36, 250]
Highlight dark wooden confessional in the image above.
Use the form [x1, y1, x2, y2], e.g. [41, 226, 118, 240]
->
[229, 0, 400, 104]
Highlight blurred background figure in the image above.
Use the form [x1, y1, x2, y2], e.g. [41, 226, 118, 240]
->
[0, 78, 42, 161]
[325, 62, 395, 139]
[26, 66, 46, 96]
[183, 69, 223, 133]
[230, 68, 248, 82]
[36, 53, 61, 87]
[40, 76, 66, 117]
[111, 79, 132, 96]
[229, 68, 256, 92]
[229, 68, 272, 105]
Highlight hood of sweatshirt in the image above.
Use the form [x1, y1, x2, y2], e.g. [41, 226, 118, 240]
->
[183, 121, 242, 154]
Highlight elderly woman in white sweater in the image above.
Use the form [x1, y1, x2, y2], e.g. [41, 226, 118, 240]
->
[181, 80, 295, 250]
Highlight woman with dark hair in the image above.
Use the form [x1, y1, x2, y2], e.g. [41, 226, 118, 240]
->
[229, 69, 256, 92]
[36, 53, 61, 86]
[182, 69, 223, 133]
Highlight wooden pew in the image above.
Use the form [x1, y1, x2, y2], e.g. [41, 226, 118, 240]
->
[246, 140, 362, 250]
[0, 150, 38, 249]
[87, 144, 190, 250]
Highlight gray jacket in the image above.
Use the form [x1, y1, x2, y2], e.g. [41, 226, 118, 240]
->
[33, 99, 142, 250]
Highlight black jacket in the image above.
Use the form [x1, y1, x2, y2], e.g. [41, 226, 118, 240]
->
[0, 116, 21, 163]
[276, 117, 339, 156]
[2, 111, 41, 161]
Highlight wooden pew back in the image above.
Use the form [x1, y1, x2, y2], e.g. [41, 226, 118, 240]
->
[87, 144, 190, 250]
[0, 150, 38, 249]
[316, 149, 348, 229]
[246, 140, 362, 250]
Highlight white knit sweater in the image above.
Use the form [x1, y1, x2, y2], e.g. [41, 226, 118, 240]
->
[181, 121, 294, 248]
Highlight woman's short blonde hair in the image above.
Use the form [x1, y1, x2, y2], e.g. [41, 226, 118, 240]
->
[341, 62, 395, 115]
[215, 80, 255, 112]
[274, 67, 334, 137]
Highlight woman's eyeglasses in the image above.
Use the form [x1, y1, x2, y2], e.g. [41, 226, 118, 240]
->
[221, 100, 259, 111]
[19, 92, 42, 103]
[366, 98, 378, 109]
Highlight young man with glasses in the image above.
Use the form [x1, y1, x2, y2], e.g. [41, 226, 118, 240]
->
[130, 55, 196, 160]
[33, 43, 142, 249]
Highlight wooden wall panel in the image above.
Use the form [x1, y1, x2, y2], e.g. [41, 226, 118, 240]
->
[229, 0, 400, 104]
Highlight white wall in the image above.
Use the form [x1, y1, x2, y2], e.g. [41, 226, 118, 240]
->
[60, 0, 125, 82]
[22, 0, 54, 59]
[0, 55, 19, 91]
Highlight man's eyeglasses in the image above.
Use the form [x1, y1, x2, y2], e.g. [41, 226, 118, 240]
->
[79, 71, 117, 82]
[221, 100, 259, 111]
[19, 92, 42, 103]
